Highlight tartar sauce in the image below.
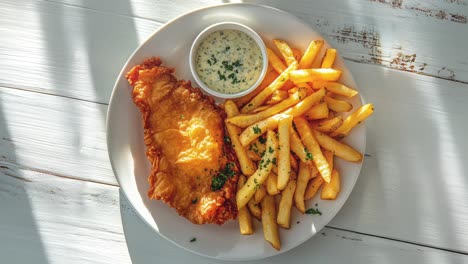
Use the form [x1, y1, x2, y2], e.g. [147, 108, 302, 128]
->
[195, 29, 263, 94]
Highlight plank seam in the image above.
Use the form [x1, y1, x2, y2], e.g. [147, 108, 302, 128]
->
[41, 0, 166, 24]
[0, 85, 109, 106]
[326, 226, 468, 256]
[0, 159, 119, 187]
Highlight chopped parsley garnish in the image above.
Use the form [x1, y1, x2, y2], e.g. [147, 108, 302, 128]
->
[225, 46, 231, 52]
[232, 60, 243, 67]
[217, 70, 226, 81]
[272, 158, 277, 165]
[305, 148, 313, 161]
[258, 135, 266, 144]
[210, 54, 217, 65]
[305, 208, 322, 215]
[252, 126, 261, 134]
[215, 59, 244, 84]
[224, 136, 231, 144]
[254, 182, 261, 190]
[190, 237, 197, 242]
[211, 162, 236, 191]
[180, 114, 184, 119]
[191, 198, 198, 204]
[268, 146, 274, 153]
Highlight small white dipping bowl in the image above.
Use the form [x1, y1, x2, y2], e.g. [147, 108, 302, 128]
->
[189, 22, 268, 99]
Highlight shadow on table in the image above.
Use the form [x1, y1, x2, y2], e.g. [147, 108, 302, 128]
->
[0, 92, 50, 263]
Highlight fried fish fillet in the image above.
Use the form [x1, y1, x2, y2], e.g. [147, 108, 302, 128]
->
[126, 57, 238, 225]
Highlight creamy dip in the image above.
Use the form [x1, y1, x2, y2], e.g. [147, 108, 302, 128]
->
[195, 29, 263, 94]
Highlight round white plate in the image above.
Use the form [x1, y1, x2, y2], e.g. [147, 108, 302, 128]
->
[107, 3, 366, 261]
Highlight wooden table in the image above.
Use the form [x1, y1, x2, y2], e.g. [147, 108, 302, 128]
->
[1, 0, 467, 263]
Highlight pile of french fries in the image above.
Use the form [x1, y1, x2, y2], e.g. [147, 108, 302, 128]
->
[223, 38, 374, 250]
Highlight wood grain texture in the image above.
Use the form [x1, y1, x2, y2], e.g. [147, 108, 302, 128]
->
[1, 0, 466, 106]
[0, 86, 116, 185]
[48, 0, 468, 84]
[331, 62, 468, 254]
[1, 60, 468, 253]
[1, 0, 468, 262]
[1, 167, 467, 263]
[0, 0, 160, 104]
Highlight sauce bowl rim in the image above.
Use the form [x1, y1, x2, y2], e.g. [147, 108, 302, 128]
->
[189, 21, 269, 99]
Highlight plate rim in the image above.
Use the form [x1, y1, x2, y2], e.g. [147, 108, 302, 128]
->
[106, 3, 366, 261]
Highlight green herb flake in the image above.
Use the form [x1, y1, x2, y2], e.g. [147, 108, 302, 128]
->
[268, 146, 274, 153]
[305, 208, 322, 215]
[305, 148, 313, 161]
[211, 162, 236, 191]
[272, 158, 277, 165]
[258, 135, 267, 144]
[224, 136, 231, 144]
[191, 198, 198, 204]
[190, 237, 197, 242]
[252, 126, 261, 134]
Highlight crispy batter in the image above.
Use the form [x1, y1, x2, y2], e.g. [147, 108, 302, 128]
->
[126, 57, 238, 224]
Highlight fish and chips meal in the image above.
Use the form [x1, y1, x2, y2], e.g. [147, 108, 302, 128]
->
[126, 32, 374, 250]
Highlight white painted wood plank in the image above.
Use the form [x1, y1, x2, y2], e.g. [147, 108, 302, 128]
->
[0, 86, 116, 185]
[0, 0, 160, 104]
[1, 168, 466, 264]
[1, 0, 467, 106]
[1, 59, 468, 252]
[48, 0, 468, 84]
[331, 62, 468, 253]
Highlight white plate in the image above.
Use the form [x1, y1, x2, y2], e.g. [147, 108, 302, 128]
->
[107, 3, 366, 261]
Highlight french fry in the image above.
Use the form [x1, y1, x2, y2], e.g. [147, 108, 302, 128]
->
[331, 104, 374, 138]
[247, 150, 261, 161]
[252, 105, 272, 113]
[294, 162, 312, 213]
[224, 100, 257, 175]
[266, 47, 287, 74]
[247, 136, 267, 160]
[266, 172, 280, 195]
[274, 39, 297, 66]
[298, 40, 324, 69]
[304, 166, 323, 200]
[234, 67, 278, 108]
[324, 96, 353, 112]
[312, 129, 363, 162]
[261, 195, 281, 250]
[227, 92, 301, 128]
[290, 154, 298, 171]
[294, 117, 331, 183]
[323, 149, 334, 172]
[290, 69, 342, 83]
[277, 180, 296, 229]
[277, 115, 293, 190]
[291, 47, 302, 61]
[321, 48, 337, 68]
[304, 102, 329, 120]
[313, 81, 358, 98]
[237, 131, 278, 209]
[321, 169, 340, 200]
[241, 62, 298, 113]
[266, 90, 289, 105]
[237, 175, 254, 235]
[248, 199, 262, 220]
[310, 116, 343, 133]
[254, 184, 267, 204]
[239, 88, 326, 146]
[290, 127, 312, 164]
